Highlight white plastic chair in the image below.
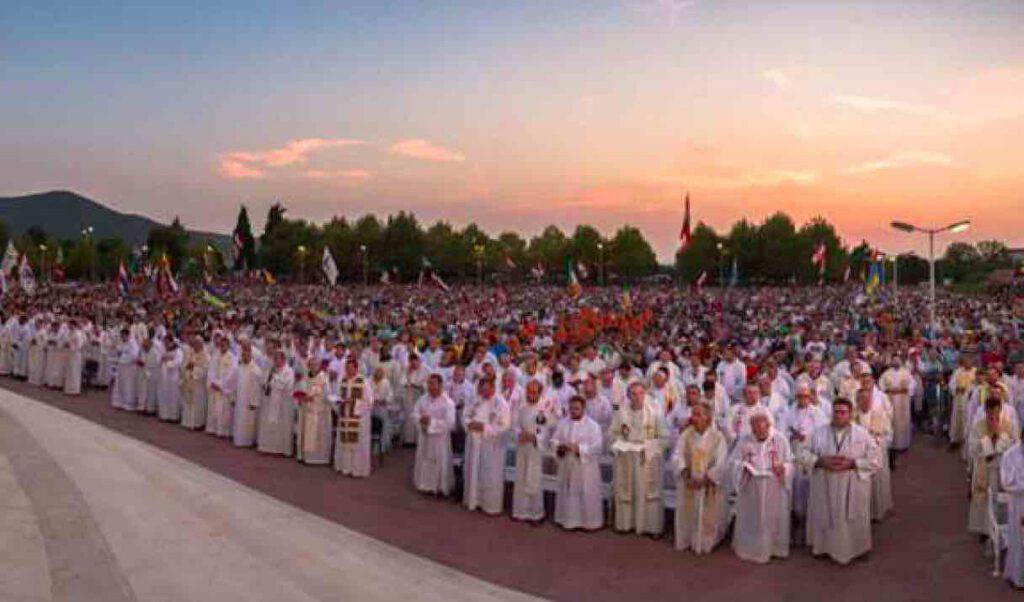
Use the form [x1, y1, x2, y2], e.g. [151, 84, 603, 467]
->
[988, 482, 1011, 577]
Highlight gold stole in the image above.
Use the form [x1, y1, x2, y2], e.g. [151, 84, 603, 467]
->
[339, 379, 364, 445]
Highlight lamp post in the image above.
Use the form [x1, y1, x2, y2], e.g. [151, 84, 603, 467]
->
[296, 245, 307, 284]
[474, 243, 485, 286]
[890, 219, 970, 339]
[888, 253, 899, 297]
[81, 226, 94, 280]
[716, 242, 726, 286]
[38, 244, 47, 282]
[597, 242, 605, 287]
[360, 244, 368, 286]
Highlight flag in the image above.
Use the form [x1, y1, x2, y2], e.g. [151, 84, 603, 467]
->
[812, 243, 826, 269]
[380, 270, 390, 285]
[566, 259, 581, 299]
[1, 241, 18, 276]
[531, 263, 545, 281]
[695, 270, 708, 291]
[812, 242, 827, 284]
[729, 257, 739, 287]
[321, 247, 339, 285]
[262, 269, 276, 285]
[504, 255, 516, 270]
[679, 191, 692, 249]
[114, 261, 130, 295]
[576, 261, 589, 280]
[55, 246, 64, 266]
[430, 271, 450, 293]
[620, 286, 633, 311]
[232, 232, 244, 269]
[495, 284, 508, 304]
[156, 256, 179, 296]
[18, 254, 35, 294]
[0, 270, 7, 295]
[866, 262, 881, 295]
[843, 264, 852, 283]
[202, 288, 229, 309]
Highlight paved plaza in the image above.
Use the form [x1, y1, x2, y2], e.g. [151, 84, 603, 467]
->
[0, 381, 1018, 601]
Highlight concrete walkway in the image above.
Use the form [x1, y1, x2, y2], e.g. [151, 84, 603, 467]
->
[0, 389, 539, 602]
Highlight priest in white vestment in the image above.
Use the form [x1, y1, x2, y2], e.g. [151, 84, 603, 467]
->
[232, 342, 265, 447]
[62, 321, 85, 395]
[800, 398, 881, 564]
[206, 336, 238, 437]
[729, 413, 793, 563]
[333, 358, 375, 476]
[999, 441, 1024, 588]
[136, 337, 162, 414]
[511, 380, 552, 522]
[462, 377, 511, 515]
[673, 402, 728, 553]
[157, 337, 183, 422]
[551, 395, 604, 530]
[43, 322, 65, 389]
[298, 361, 333, 465]
[879, 357, 913, 451]
[400, 354, 429, 445]
[611, 382, 669, 536]
[967, 395, 1018, 535]
[413, 374, 457, 495]
[780, 385, 829, 522]
[110, 329, 138, 409]
[724, 384, 775, 450]
[854, 387, 893, 521]
[258, 350, 297, 456]
[180, 337, 209, 430]
[948, 357, 976, 446]
[27, 321, 47, 387]
[0, 316, 15, 376]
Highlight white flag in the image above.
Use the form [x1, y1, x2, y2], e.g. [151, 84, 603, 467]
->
[321, 247, 339, 286]
[18, 254, 35, 294]
[1, 241, 18, 275]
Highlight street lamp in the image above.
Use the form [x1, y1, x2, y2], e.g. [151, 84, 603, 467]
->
[360, 244, 368, 286]
[474, 243, 485, 286]
[597, 242, 605, 287]
[296, 245, 307, 284]
[81, 226, 95, 280]
[890, 219, 971, 339]
[38, 244, 47, 282]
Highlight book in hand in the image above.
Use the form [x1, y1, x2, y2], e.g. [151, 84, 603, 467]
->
[742, 462, 774, 478]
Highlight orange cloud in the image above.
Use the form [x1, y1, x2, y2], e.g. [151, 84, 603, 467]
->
[844, 151, 952, 175]
[389, 139, 465, 162]
[218, 138, 363, 179]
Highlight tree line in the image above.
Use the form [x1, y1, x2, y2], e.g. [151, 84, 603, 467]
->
[674, 211, 1019, 286]
[0, 205, 1017, 287]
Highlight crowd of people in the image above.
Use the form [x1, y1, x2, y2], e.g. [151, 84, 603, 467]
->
[0, 281, 1022, 580]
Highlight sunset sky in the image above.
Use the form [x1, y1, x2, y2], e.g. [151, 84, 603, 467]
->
[3, 1, 1022, 260]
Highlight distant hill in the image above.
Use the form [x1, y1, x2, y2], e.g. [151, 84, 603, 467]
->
[0, 190, 230, 249]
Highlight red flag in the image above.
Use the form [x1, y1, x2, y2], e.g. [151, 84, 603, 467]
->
[679, 191, 692, 249]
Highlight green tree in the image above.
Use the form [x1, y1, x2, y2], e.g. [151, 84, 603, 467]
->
[607, 225, 657, 282]
[798, 216, 846, 283]
[381, 212, 425, 281]
[527, 225, 569, 281]
[147, 217, 189, 270]
[232, 206, 257, 270]
[675, 222, 720, 283]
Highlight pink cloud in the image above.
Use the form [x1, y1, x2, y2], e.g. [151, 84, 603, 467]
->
[218, 159, 265, 179]
[301, 169, 373, 181]
[218, 137, 363, 179]
[389, 139, 466, 162]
